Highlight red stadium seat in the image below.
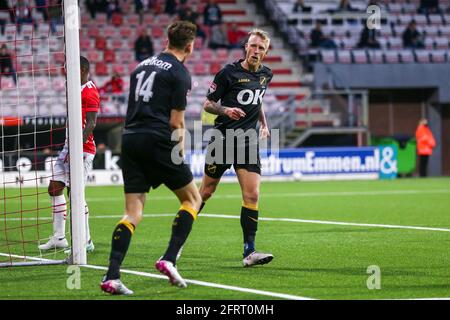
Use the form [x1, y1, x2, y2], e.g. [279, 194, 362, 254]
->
[95, 36, 107, 50]
[112, 64, 125, 75]
[111, 13, 123, 27]
[200, 49, 214, 62]
[120, 26, 133, 38]
[95, 62, 109, 76]
[193, 63, 208, 75]
[216, 49, 229, 63]
[151, 26, 164, 38]
[87, 50, 102, 63]
[104, 49, 116, 63]
[119, 51, 134, 63]
[210, 62, 222, 75]
[80, 38, 91, 50]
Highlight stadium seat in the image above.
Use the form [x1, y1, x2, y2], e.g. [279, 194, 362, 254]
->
[96, 13, 108, 27]
[111, 13, 123, 27]
[120, 26, 133, 39]
[200, 49, 215, 63]
[337, 51, 352, 64]
[388, 37, 403, 50]
[368, 50, 384, 64]
[128, 61, 139, 74]
[103, 26, 117, 39]
[112, 64, 126, 75]
[95, 62, 109, 76]
[399, 50, 414, 63]
[37, 23, 50, 39]
[321, 50, 336, 64]
[384, 51, 399, 63]
[87, 50, 102, 63]
[415, 51, 431, 63]
[431, 50, 447, 63]
[151, 26, 164, 38]
[429, 14, 443, 25]
[352, 50, 368, 64]
[20, 24, 34, 40]
[87, 27, 100, 38]
[210, 62, 222, 75]
[126, 14, 140, 27]
[216, 49, 229, 63]
[194, 37, 204, 50]
[435, 37, 449, 50]
[119, 51, 134, 63]
[95, 36, 107, 50]
[424, 37, 435, 50]
[4, 24, 16, 41]
[193, 63, 208, 75]
[80, 38, 91, 50]
[103, 49, 116, 63]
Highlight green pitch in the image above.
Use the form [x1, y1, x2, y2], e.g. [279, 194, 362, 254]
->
[1, 178, 450, 300]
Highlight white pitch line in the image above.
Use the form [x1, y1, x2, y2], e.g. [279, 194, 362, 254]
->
[82, 264, 314, 300]
[0, 252, 312, 300]
[4, 189, 450, 204]
[3, 213, 450, 233]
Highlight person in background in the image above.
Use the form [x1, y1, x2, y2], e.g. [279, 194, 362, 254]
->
[227, 22, 247, 49]
[310, 21, 337, 48]
[403, 20, 425, 49]
[357, 23, 381, 48]
[134, 29, 154, 62]
[293, 0, 311, 13]
[415, 118, 436, 177]
[203, 0, 222, 26]
[0, 44, 17, 85]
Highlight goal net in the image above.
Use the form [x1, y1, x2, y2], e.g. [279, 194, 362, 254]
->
[0, 0, 86, 267]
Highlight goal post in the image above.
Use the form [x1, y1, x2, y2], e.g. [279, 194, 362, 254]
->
[65, 0, 86, 266]
[0, 0, 85, 267]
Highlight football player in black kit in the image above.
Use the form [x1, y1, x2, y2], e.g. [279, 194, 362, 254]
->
[199, 29, 274, 267]
[100, 21, 201, 295]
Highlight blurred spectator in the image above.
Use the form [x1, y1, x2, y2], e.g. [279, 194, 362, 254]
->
[48, 0, 63, 34]
[0, 44, 17, 85]
[336, 0, 358, 12]
[134, 29, 154, 61]
[14, 0, 33, 26]
[85, 0, 108, 19]
[106, 0, 122, 20]
[100, 71, 126, 112]
[403, 20, 425, 49]
[227, 22, 247, 49]
[178, 5, 207, 43]
[415, 118, 436, 177]
[135, 0, 156, 24]
[203, 0, 222, 26]
[100, 71, 124, 94]
[0, 0, 12, 34]
[165, 0, 177, 15]
[310, 21, 337, 49]
[418, 0, 441, 15]
[209, 23, 229, 49]
[293, 0, 311, 13]
[357, 24, 381, 49]
[35, 0, 49, 21]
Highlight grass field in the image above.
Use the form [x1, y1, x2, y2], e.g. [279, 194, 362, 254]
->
[1, 177, 450, 300]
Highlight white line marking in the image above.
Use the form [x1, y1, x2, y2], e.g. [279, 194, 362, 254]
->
[0, 253, 312, 300]
[5, 213, 450, 233]
[5, 189, 450, 203]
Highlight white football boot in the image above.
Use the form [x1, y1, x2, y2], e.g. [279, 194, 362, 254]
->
[38, 236, 69, 250]
[100, 279, 134, 295]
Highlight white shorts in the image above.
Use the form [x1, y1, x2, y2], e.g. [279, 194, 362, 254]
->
[51, 145, 95, 186]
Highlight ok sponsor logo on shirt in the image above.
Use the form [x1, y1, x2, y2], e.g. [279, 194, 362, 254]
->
[236, 89, 266, 106]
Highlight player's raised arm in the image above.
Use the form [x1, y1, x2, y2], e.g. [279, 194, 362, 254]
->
[203, 99, 246, 120]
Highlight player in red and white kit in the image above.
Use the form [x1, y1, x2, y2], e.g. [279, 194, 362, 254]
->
[38, 56, 100, 252]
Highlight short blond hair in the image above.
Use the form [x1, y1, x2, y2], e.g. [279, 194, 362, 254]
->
[248, 28, 271, 49]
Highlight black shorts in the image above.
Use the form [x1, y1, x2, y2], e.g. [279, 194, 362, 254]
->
[121, 133, 193, 193]
[204, 139, 261, 179]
